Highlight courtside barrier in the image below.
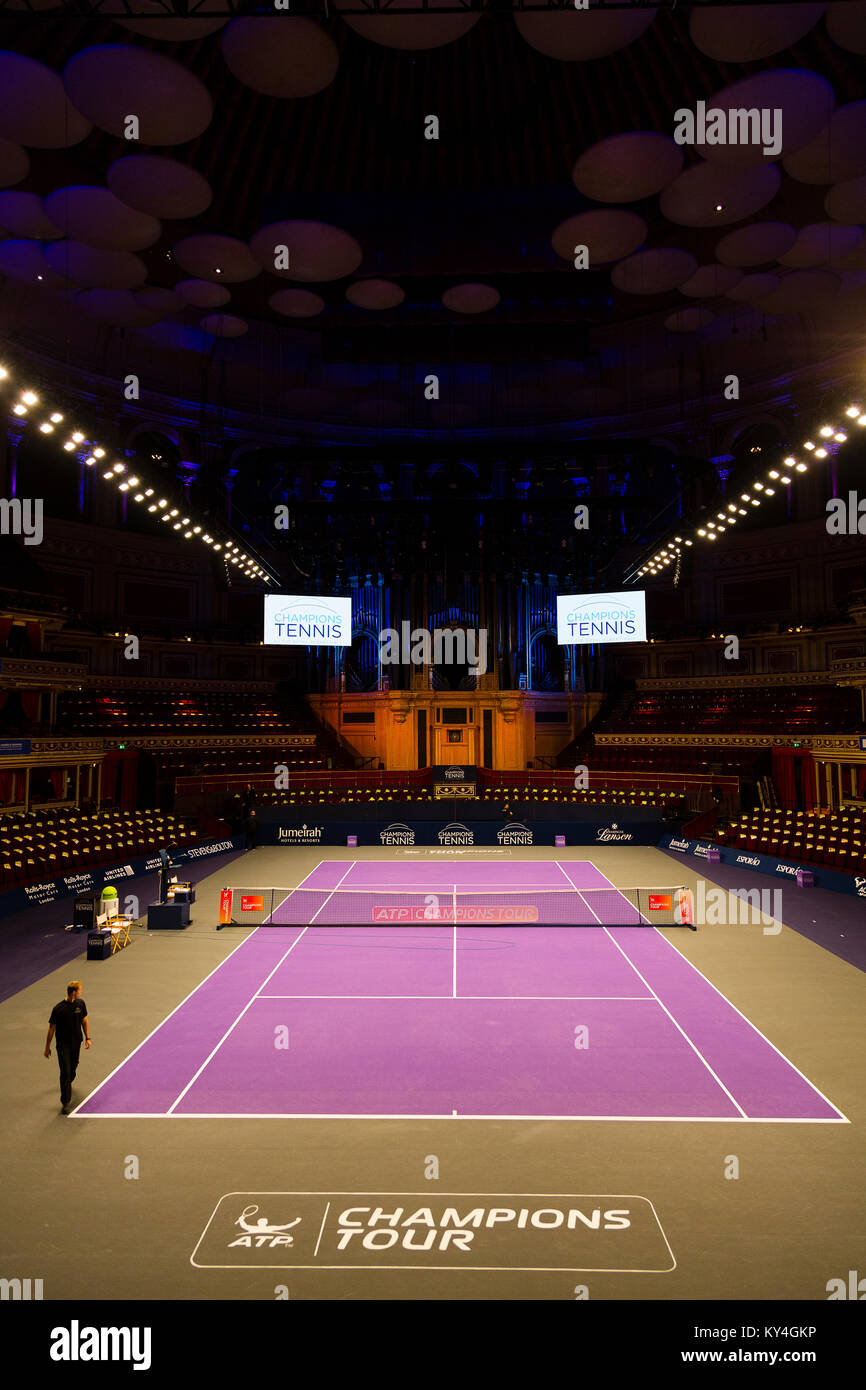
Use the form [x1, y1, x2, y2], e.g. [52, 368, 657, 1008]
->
[660, 835, 866, 900]
[0, 835, 244, 918]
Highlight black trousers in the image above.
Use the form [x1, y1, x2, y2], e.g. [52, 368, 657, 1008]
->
[56, 1043, 81, 1105]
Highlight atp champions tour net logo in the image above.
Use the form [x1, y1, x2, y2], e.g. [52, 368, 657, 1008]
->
[192, 1191, 675, 1273]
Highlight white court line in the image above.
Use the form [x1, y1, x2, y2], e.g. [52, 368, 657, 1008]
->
[306, 863, 357, 924]
[74, 1111, 847, 1123]
[166, 927, 312, 1114]
[555, 860, 604, 925]
[453, 885, 458, 998]
[256, 994, 656, 1001]
[164, 866, 356, 1113]
[601, 925, 748, 1120]
[642, 926, 850, 1123]
[69, 857, 331, 1114]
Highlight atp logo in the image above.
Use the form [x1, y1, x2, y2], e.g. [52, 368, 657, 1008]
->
[227, 1205, 302, 1250]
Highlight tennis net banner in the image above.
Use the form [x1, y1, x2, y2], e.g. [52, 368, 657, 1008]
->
[217, 886, 695, 929]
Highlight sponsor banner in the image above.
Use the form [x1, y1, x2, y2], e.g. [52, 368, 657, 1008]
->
[379, 823, 415, 846]
[262, 820, 661, 848]
[276, 825, 325, 844]
[0, 738, 31, 754]
[192, 1191, 674, 1273]
[556, 590, 647, 646]
[219, 888, 233, 926]
[241, 895, 264, 913]
[263, 593, 351, 647]
[0, 836, 244, 920]
[433, 766, 478, 799]
[658, 836, 866, 900]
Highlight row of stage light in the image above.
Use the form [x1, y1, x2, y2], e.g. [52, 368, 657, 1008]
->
[637, 405, 865, 579]
[1, 365, 277, 586]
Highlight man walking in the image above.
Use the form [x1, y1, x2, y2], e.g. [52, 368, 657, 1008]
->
[45, 980, 91, 1114]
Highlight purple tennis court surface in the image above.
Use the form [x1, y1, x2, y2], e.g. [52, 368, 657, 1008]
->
[75, 860, 845, 1122]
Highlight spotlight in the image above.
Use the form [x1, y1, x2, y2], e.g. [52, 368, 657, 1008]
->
[39, 422, 54, 433]
[50, 412, 63, 423]
[819, 426, 834, 438]
[21, 391, 38, 406]
[845, 406, 861, 418]
[812, 452, 825, 461]
[834, 431, 847, 442]
[112, 462, 124, 473]
[93, 448, 105, 459]
[72, 431, 84, 443]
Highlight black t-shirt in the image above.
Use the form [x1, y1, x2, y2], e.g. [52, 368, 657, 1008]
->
[49, 999, 87, 1047]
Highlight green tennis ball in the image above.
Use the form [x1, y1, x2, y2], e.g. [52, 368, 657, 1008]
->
[101, 886, 118, 899]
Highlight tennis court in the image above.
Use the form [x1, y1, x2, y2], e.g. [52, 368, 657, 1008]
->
[74, 859, 846, 1123]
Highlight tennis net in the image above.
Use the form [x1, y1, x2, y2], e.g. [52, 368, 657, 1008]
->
[217, 885, 695, 929]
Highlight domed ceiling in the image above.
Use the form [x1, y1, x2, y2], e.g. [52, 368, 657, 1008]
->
[0, 1, 865, 439]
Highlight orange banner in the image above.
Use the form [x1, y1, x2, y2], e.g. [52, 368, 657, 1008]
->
[218, 888, 233, 925]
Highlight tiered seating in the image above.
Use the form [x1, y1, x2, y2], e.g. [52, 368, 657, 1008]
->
[586, 746, 763, 777]
[479, 783, 677, 810]
[599, 685, 861, 735]
[157, 748, 327, 778]
[56, 690, 315, 736]
[716, 809, 865, 875]
[0, 808, 199, 887]
[254, 787, 436, 808]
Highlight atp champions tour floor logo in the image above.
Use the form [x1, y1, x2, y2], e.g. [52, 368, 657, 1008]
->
[192, 1192, 675, 1273]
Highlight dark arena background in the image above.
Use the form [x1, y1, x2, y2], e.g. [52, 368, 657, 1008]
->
[0, 0, 865, 1363]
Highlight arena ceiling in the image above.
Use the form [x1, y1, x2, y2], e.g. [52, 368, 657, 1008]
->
[0, 1, 865, 444]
